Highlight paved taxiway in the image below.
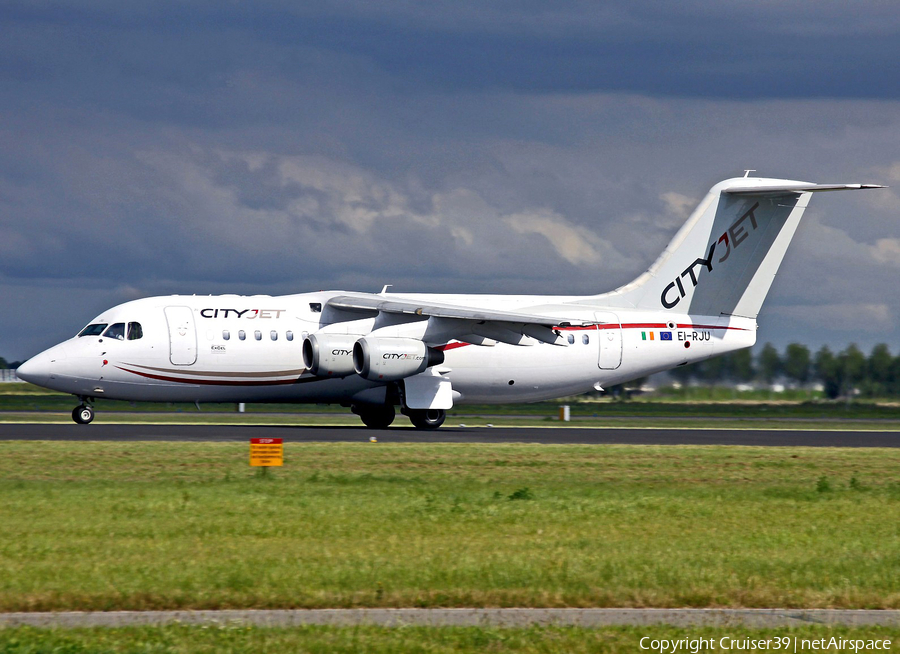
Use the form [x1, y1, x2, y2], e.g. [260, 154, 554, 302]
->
[1, 423, 898, 446]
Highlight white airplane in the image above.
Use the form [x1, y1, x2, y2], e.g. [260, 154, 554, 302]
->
[16, 175, 884, 429]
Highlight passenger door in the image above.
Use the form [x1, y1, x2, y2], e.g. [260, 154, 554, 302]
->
[595, 311, 622, 369]
[164, 306, 197, 365]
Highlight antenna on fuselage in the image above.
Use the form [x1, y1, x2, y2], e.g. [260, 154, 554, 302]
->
[743, 169, 756, 178]
[380, 285, 392, 295]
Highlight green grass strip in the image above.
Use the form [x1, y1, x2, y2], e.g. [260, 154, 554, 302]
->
[1, 442, 899, 611]
[0, 625, 898, 653]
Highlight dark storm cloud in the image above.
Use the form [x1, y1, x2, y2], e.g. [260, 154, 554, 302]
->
[3, 1, 900, 102]
[281, 7, 899, 99]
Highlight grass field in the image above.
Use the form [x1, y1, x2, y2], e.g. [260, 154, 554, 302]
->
[1, 625, 898, 653]
[2, 441, 899, 612]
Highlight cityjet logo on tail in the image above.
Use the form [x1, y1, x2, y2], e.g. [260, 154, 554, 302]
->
[661, 202, 759, 309]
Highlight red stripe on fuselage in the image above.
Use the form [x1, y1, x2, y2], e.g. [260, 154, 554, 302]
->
[434, 322, 748, 352]
[581, 323, 748, 331]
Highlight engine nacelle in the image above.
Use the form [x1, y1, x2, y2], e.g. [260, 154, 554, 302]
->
[353, 337, 445, 382]
[302, 333, 360, 377]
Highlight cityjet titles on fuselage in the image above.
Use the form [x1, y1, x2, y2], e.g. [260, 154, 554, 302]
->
[199, 309, 286, 319]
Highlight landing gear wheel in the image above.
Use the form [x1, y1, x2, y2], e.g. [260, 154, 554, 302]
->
[408, 409, 446, 430]
[359, 405, 395, 429]
[72, 405, 94, 425]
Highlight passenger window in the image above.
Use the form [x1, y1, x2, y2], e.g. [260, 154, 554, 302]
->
[223, 330, 230, 341]
[254, 330, 262, 341]
[566, 333, 575, 345]
[286, 331, 294, 341]
[238, 330, 246, 341]
[103, 323, 126, 340]
[310, 303, 322, 313]
[127, 322, 143, 340]
[78, 323, 107, 337]
[270, 330, 278, 341]
[582, 334, 590, 345]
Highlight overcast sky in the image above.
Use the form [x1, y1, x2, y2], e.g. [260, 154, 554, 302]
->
[3, 1, 900, 361]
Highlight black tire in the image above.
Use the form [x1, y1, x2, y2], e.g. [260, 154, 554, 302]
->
[359, 405, 395, 429]
[72, 405, 94, 424]
[408, 409, 446, 430]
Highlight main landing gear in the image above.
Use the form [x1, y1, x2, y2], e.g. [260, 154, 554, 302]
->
[404, 408, 446, 430]
[72, 401, 94, 424]
[353, 404, 446, 430]
[354, 404, 396, 429]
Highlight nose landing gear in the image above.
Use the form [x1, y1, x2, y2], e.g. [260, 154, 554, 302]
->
[72, 399, 95, 424]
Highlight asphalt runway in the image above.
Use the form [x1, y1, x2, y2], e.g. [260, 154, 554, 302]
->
[1, 423, 899, 446]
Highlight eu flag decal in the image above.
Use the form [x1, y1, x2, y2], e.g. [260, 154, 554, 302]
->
[660, 331, 672, 341]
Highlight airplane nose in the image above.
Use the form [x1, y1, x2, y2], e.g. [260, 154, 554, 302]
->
[16, 351, 54, 387]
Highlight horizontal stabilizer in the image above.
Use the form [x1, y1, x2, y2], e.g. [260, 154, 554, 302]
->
[725, 183, 886, 195]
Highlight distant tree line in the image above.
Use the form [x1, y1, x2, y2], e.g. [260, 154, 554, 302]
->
[668, 343, 900, 399]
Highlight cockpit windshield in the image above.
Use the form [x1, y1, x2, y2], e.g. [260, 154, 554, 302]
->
[78, 322, 143, 339]
[78, 323, 107, 337]
[103, 323, 126, 340]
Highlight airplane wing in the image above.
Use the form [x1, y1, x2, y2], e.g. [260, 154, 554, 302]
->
[325, 293, 592, 346]
[328, 294, 565, 325]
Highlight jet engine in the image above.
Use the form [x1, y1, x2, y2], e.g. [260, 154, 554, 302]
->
[353, 337, 445, 382]
[302, 334, 359, 377]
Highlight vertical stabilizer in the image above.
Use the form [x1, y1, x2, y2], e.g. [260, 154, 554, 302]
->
[600, 178, 883, 319]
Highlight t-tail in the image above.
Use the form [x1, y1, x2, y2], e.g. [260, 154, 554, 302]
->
[601, 177, 885, 319]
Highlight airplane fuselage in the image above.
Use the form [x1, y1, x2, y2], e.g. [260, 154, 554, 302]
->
[25, 292, 755, 406]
